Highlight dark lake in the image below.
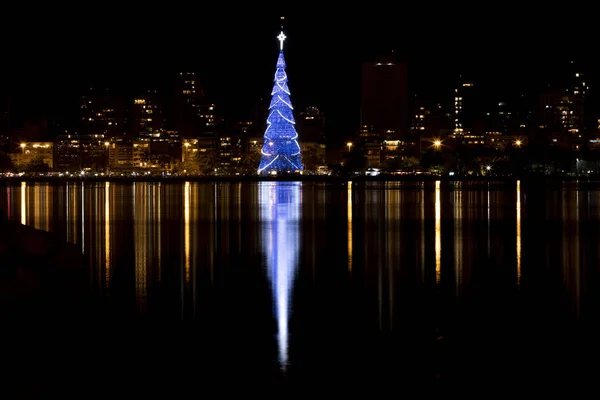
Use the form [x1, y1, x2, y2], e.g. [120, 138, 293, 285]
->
[2, 179, 600, 394]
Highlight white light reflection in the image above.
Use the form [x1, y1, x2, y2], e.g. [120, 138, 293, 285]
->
[347, 181, 353, 272]
[435, 181, 441, 283]
[516, 180, 521, 285]
[20, 181, 26, 225]
[259, 181, 301, 371]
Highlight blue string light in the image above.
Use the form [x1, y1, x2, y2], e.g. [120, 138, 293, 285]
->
[258, 43, 304, 175]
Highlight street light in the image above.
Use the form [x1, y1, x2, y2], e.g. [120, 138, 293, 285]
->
[515, 139, 522, 147]
[183, 142, 190, 162]
[433, 140, 442, 150]
[20, 143, 26, 154]
[347, 142, 353, 152]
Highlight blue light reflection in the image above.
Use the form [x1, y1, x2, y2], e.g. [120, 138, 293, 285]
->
[259, 181, 301, 370]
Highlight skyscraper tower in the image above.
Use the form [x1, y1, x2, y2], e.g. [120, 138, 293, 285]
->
[538, 61, 587, 133]
[570, 60, 587, 100]
[257, 30, 304, 175]
[360, 54, 409, 137]
[453, 76, 474, 135]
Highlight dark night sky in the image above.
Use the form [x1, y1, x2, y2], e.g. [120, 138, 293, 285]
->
[1, 6, 597, 142]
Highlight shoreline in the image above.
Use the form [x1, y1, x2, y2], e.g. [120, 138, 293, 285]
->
[0, 174, 598, 185]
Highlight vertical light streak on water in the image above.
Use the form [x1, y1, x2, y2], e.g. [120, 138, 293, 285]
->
[575, 188, 580, 315]
[20, 181, 26, 225]
[212, 182, 217, 284]
[420, 185, 425, 281]
[435, 181, 441, 284]
[6, 185, 11, 220]
[237, 183, 242, 254]
[487, 186, 491, 257]
[454, 188, 463, 294]
[516, 180, 521, 285]
[66, 183, 71, 243]
[43, 183, 50, 232]
[184, 181, 191, 284]
[133, 182, 147, 312]
[81, 182, 85, 254]
[157, 183, 162, 283]
[33, 183, 40, 230]
[105, 182, 111, 290]
[260, 181, 301, 371]
[347, 181, 353, 272]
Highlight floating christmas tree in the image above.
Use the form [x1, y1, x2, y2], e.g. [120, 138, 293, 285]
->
[257, 31, 304, 175]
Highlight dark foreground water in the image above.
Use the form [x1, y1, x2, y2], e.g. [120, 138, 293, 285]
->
[2, 179, 600, 394]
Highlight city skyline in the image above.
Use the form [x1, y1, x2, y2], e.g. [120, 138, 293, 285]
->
[2, 9, 598, 142]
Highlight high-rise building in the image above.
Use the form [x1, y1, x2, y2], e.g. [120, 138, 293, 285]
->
[453, 76, 475, 136]
[297, 106, 327, 168]
[79, 88, 126, 137]
[538, 93, 584, 134]
[297, 106, 326, 143]
[537, 61, 588, 134]
[570, 61, 587, 100]
[108, 136, 133, 171]
[360, 54, 409, 138]
[411, 105, 426, 133]
[412, 102, 453, 137]
[133, 138, 150, 168]
[485, 101, 514, 135]
[53, 135, 81, 171]
[53, 134, 107, 172]
[132, 91, 164, 136]
[198, 103, 221, 137]
[170, 72, 203, 137]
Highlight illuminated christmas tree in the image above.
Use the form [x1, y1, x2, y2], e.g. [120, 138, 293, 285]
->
[257, 31, 304, 175]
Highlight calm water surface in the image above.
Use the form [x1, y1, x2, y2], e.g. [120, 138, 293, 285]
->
[2, 179, 600, 392]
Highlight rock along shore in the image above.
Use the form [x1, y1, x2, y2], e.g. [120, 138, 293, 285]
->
[0, 208, 89, 321]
